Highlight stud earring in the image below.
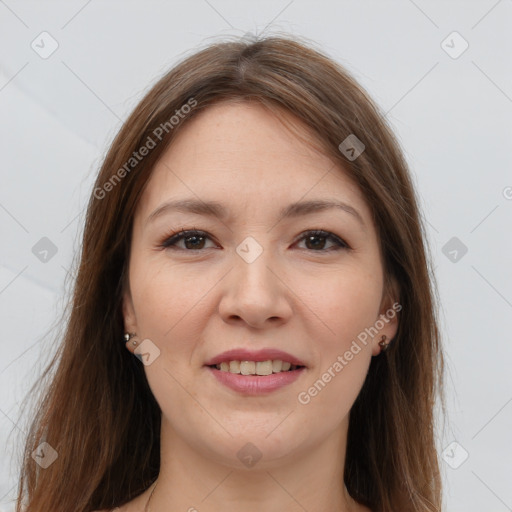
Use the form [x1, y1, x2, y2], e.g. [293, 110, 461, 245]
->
[378, 335, 390, 352]
[124, 332, 138, 346]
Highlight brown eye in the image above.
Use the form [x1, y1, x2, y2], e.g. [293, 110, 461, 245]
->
[160, 229, 349, 253]
[295, 230, 349, 252]
[161, 230, 216, 251]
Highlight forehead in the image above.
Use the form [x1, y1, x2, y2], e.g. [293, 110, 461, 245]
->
[136, 101, 372, 225]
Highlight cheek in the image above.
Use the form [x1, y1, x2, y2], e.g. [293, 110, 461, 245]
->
[300, 263, 383, 340]
[130, 261, 207, 415]
[295, 349, 370, 441]
[292, 267, 380, 411]
[131, 256, 208, 327]
[128, 259, 206, 365]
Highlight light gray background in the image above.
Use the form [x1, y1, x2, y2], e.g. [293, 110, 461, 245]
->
[1, 1, 511, 511]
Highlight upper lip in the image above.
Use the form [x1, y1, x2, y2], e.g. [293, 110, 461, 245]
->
[204, 348, 307, 367]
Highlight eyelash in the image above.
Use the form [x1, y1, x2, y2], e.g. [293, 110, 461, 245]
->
[158, 228, 350, 253]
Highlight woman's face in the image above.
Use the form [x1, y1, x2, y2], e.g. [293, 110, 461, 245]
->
[123, 101, 398, 469]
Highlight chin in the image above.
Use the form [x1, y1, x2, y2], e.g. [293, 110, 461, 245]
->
[200, 428, 309, 469]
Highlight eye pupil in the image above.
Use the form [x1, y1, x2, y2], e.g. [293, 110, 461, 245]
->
[185, 235, 205, 250]
[305, 234, 326, 250]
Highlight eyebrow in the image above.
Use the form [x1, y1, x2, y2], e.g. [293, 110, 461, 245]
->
[146, 198, 366, 228]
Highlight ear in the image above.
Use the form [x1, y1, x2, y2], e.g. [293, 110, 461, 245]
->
[371, 275, 401, 356]
[122, 288, 138, 353]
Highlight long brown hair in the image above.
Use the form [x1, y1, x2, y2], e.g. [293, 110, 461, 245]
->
[14, 34, 445, 512]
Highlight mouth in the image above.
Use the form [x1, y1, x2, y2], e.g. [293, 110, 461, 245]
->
[206, 360, 306, 376]
[203, 348, 307, 394]
[204, 348, 307, 372]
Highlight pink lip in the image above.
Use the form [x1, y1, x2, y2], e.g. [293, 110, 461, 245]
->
[203, 348, 306, 367]
[206, 365, 306, 395]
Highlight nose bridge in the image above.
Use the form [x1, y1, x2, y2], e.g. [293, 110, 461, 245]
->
[218, 233, 292, 326]
[233, 234, 278, 292]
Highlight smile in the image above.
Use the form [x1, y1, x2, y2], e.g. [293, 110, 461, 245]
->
[206, 363, 306, 395]
[211, 359, 304, 375]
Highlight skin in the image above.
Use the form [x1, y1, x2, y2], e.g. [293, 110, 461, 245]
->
[119, 101, 398, 512]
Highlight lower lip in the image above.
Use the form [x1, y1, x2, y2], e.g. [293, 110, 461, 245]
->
[206, 366, 306, 395]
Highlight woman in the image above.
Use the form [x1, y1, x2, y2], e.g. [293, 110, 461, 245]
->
[15, 35, 445, 512]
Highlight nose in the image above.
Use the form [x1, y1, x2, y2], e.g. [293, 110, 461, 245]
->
[218, 244, 293, 329]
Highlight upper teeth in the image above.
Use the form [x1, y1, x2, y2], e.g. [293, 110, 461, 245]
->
[215, 360, 299, 375]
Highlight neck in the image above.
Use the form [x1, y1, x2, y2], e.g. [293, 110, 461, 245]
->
[148, 416, 360, 512]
